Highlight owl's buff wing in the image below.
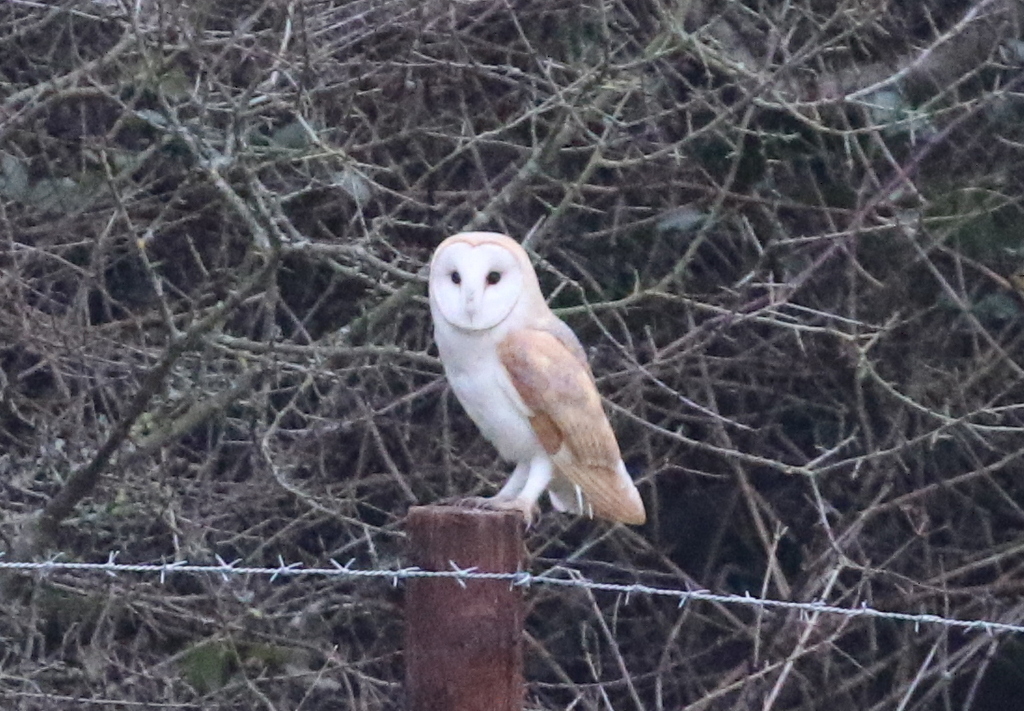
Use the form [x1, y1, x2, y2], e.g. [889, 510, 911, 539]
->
[497, 329, 646, 525]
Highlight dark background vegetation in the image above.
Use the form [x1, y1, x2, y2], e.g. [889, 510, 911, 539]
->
[2, 0, 1024, 708]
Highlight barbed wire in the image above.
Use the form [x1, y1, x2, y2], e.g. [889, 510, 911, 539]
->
[1, 553, 1022, 636]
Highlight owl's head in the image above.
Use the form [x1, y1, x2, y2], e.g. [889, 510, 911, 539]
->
[429, 232, 541, 332]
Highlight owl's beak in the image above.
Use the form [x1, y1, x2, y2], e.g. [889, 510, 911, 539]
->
[464, 290, 479, 323]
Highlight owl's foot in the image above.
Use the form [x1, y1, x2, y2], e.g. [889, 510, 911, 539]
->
[446, 495, 538, 527]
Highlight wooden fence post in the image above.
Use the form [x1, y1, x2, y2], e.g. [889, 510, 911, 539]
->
[405, 505, 524, 711]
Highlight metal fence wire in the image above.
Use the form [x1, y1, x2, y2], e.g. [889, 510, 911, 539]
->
[2, 554, 1023, 636]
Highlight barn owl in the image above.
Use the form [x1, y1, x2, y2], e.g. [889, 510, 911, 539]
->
[428, 231, 646, 525]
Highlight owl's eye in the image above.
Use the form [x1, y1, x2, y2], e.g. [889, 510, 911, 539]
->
[450, 271, 461, 285]
[486, 271, 502, 285]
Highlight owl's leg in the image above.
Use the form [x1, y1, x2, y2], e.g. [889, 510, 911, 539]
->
[493, 461, 530, 500]
[451, 456, 551, 526]
[483, 455, 550, 526]
[511, 455, 552, 515]
[446, 461, 526, 511]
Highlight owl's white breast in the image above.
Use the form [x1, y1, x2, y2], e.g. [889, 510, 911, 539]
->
[434, 321, 545, 464]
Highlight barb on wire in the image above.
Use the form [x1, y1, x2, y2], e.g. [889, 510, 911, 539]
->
[0, 555, 1021, 636]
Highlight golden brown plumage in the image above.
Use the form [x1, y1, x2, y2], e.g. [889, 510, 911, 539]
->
[498, 329, 645, 524]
